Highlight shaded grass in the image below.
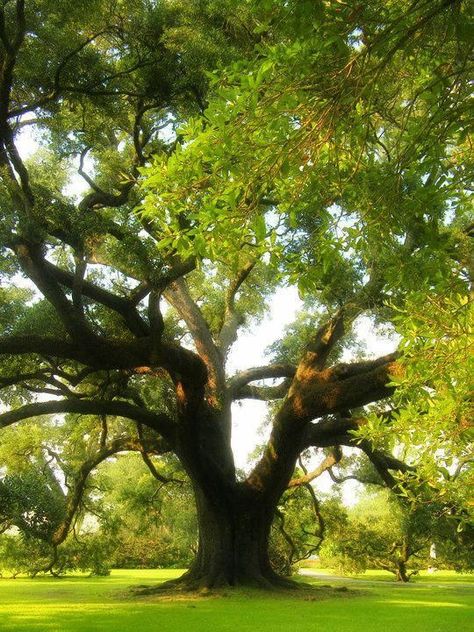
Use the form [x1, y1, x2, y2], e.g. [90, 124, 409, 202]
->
[0, 569, 472, 632]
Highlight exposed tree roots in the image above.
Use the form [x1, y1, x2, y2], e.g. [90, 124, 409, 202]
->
[129, 570, 352, 599]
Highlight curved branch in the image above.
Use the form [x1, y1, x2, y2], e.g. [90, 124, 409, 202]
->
[328, 468, 373, 486]
[301, 415, 415, 491]
[274, 508, 299, 568]
[231, 378, 292, 401]
[43, 259, 150, 337]
[8, 30, 110, 118]
[52, 433, 172, 545]
[228, 364, 296, 395]
[452, 457, 474, 480]
[298, 456, 325, 544]
[0, 399, 175, 440]
[137, 424, 184, 485]
[78, 179, 135, 212]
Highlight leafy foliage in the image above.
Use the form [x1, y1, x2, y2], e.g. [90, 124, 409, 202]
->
[94, 454, 196, 569]
[142, 0, 472, 300]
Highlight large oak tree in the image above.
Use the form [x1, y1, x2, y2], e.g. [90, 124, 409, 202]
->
[0, 0, 472, 588]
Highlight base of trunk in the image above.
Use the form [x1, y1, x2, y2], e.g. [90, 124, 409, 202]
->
[132, 568, 301, 596]
[134, 484, 304, 593]
[176, 487, 289, 590]
[177, 564, 300, 591]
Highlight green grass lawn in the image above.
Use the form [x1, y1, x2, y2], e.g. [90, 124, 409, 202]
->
[0, 569, 472, 632]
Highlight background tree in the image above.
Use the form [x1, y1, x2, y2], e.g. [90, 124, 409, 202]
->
[94, 453, 196, 570]
[0, 414, 179, 575]
[319, 490, 430, 582]
[0, 0, 472, 589]
[319, 489, 474, 582]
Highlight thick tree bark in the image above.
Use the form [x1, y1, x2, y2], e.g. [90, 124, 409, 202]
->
[171, 399, 283, 589]
[181, 486, 283, 589]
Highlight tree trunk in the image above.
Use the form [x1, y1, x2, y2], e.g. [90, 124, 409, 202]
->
[171, 399, 298, 590]
[179, 486, 287, 589]
[395, 561, 409, 583]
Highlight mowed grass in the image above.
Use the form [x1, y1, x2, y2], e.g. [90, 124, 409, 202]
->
[0, 568, 472, 632]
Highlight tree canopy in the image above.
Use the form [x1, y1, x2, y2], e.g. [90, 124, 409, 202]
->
[0, 0, 472, 588]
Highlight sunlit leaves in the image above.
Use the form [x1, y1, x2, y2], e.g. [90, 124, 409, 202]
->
[355, 289, 473, 521]
[141, 0, 472, 308]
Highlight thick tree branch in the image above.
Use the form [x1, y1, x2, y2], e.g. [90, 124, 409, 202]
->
[328, 352, 400, 381]
[0, 370, 51, 389]
[154, 257, 196, 292]
[0, 335, 92, 363]
[0, 398, 175, 440]
[293, 268, 387, 382]
[286, 357, 400, 425]
[228, 364, 296, 395]
[165, 278, 223, 392]
[300, 414, 375, 449]
[0, 332, 142, 369]
[232, 378, 293, 401]
[297, 311, 345, 375]
[246, 350, 399, 495]
[358, 441, 415, 489]
[0, 331, 207, 390]
[148, 290, 164, 361]
[13, 241, 94, 341]
[43, 259, 150, 337]
[78, 179, 135, 212]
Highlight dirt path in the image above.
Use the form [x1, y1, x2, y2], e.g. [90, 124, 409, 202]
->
[298, 569, 474, 590]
